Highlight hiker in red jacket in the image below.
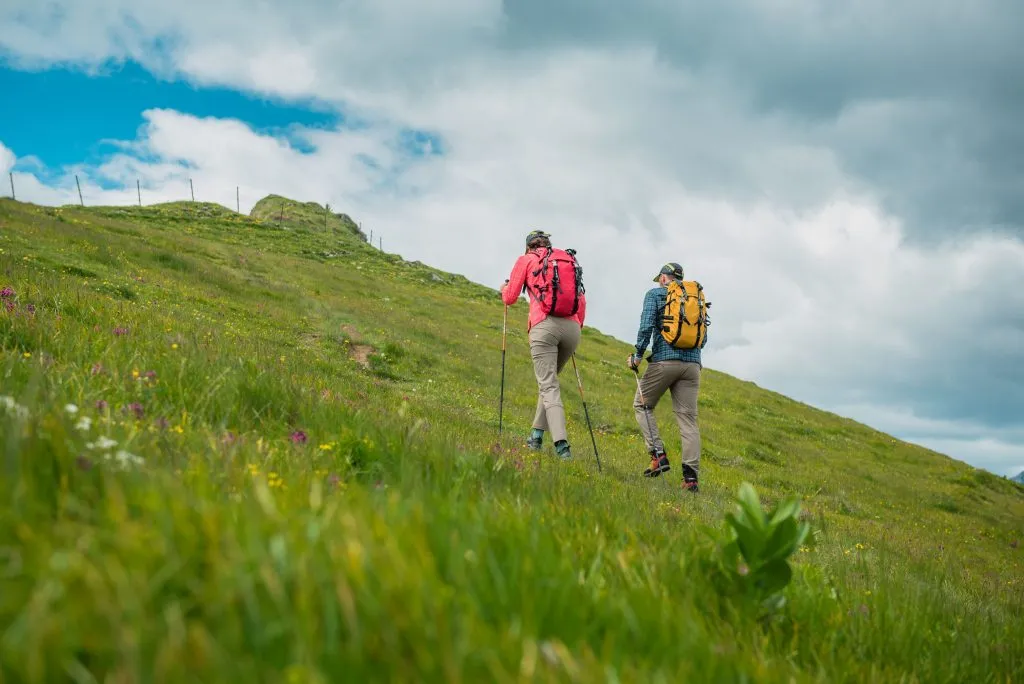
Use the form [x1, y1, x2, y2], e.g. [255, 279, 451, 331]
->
[501, 230, 587, 460]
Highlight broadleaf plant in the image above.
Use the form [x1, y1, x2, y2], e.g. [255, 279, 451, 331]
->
[714, 481, 812, 617]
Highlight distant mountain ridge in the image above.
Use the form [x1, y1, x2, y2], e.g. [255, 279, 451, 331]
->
[1012, 471, 1024, 485]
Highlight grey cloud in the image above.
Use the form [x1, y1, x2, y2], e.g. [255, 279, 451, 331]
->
[498, 0, 1024, 241]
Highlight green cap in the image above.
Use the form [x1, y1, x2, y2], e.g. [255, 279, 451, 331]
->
[525, 230, 551, 246]
[653, 262, 684, 282]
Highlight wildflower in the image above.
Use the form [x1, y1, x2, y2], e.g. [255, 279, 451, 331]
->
[86, 436, 118, 450]
[132, 369, 140, 379]
[108, 450, 143, 468]
[171, 343, 178, 350]
[122, 403, 144, 420]
[0, 395, 30, 421]
[95, 399, 109, 412]
[25, 303, 35, 315]
[222, 431, 236, 445]
[64, 404, 79, 415]
[113, 327, 128, 336]
[76, 455, 93, 471]
[144, 370, 157, 381]
[319, 443, 334, 451]
[290, 430, 307, 444]
[155, 417, 170, 431]
[75, 416, 93, 431]
[91, 363, 104, 376]
[4, 302, 13, 313]
[22, 352, 30, 359]
[0, 287, 13, 299]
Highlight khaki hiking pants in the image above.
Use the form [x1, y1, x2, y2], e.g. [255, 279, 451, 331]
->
[529, 316, 581, 444]
[633, 360, 701, 474]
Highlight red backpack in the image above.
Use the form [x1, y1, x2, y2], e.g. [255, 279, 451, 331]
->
[524, 247, 585, 317]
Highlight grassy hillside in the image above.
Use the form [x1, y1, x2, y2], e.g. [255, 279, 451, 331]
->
[1, 195, 1022, 683]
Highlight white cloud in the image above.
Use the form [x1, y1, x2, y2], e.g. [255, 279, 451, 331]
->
[2, 0, 1023, 476]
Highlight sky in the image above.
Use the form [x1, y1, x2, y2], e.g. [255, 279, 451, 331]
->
[1, 0, 1023, 478]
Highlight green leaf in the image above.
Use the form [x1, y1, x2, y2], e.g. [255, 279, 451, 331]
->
[754, 559, 793, 596]
[725, 511, 765, 563]
[762, 518, 801, 564]
[736, 482, 767, 532]
[767, 496, 801, 527]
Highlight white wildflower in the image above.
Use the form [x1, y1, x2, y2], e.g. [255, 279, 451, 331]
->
[0, 395, 29, 421]
[64, 403, 79, 415]
[75, 416, 93, 432]
[86, 436, 118, 450]
[108, 450, 143, 468]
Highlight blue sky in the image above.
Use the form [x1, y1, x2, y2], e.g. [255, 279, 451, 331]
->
[1, 0, 1022, 479]
[0, 60, 340, 170]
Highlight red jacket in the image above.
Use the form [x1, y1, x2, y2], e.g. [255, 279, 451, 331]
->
[502, 247, 587, 330]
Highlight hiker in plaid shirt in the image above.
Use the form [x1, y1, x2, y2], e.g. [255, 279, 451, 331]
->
[628, 262, 706, 492]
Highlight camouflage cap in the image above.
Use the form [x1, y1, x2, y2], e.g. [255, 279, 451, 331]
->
[653, 262, 684, 282]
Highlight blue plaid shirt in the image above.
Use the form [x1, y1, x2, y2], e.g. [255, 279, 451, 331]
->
[634, 286, 705, 366]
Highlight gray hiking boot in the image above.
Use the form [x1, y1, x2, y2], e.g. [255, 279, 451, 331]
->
[554, 440, 572, 460]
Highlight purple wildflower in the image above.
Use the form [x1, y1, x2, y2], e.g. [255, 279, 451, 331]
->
[222, 431, 236, 445]
[113, 327, 128, 336]
[95, 399, 108, 412]
[156, 417, 170, 431]
[3, 302, 13, 313]
[144, 370, 157, 380]
[0, 287, 14, 299]
[123, 402, 144, 419]
[290, 430, 307, 444]
[91, 363, 104, 376]
[25, 303, 35, 315]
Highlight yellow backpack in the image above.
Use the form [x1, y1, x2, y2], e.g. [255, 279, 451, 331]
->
[660, 280, 710, 349]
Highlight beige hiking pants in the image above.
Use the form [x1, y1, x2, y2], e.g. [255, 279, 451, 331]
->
[528, 316, 581, 444]
[633, 360, 701, 473]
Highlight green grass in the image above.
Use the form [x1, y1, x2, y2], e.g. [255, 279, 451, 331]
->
[1, 195, 1022, 683]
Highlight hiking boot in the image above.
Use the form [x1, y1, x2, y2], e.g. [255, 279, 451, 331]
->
[643, 451, 670, 478]
[554, 440, 572, 460]
[682, 464, 699, 493]
[526, 437, 543, 451]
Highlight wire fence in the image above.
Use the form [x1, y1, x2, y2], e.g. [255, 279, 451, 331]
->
[4, 172, 384, 251]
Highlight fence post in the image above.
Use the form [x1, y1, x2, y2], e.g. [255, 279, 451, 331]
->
[137, 179, 141, 207]
[324, 202, 330, 231]
[189, 178, 195, 202]
[75, 175, 84, 206]
[236, 186, 240, 213]
[8, 172, 14, 200]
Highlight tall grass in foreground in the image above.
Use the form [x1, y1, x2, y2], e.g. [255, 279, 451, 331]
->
[1, 197, 1022, 682]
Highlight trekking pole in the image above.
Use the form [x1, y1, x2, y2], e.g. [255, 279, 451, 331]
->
[570, 354, 602, 472]
[498, 304, 508, 438]
[633, 364, 658, 450]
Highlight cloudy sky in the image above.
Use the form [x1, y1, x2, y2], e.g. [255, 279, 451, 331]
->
[2, 1, 1022, 477]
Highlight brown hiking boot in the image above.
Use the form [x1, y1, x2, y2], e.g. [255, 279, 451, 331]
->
[643, 451, 670, 478]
